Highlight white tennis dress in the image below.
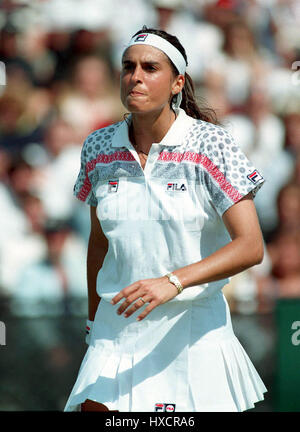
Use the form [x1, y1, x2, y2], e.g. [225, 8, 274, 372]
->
[64, 108, 267, 412]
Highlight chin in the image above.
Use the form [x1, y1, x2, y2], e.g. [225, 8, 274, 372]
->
[124, 95, 151, 111]
[126, 103, 150, 114]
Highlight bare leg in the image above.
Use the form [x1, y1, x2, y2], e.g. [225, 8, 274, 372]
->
[81, 399, 119, 412]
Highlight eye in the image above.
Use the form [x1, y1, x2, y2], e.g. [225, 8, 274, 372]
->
[122, 63, 133, 71]
[145, 64, 156, 71]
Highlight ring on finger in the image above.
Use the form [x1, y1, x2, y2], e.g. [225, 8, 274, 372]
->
[139, 297, 146, 304]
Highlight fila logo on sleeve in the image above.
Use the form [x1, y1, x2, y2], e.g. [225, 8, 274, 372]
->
[154, 403, 176, 412]
[247, 170, 263, 184]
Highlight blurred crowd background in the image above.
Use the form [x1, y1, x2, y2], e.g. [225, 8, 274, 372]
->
[0, 0, 300, 411]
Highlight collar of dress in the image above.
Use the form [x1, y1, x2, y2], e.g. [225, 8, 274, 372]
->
[111, 108, 195, 148]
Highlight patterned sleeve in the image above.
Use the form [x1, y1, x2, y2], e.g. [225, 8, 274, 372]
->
[200, 126, 265, 217]
[73, 136, 98, 207]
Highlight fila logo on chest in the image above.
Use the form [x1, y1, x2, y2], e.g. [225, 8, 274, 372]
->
[166, 183, 187, 191]
[108, 180, 119, 192]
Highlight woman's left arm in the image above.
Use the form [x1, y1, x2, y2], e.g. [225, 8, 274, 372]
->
[175, 193, 264, 289]
[111, 193, 264, 320]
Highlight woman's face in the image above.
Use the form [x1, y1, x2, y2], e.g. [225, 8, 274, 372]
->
[120, 44, 182, 114]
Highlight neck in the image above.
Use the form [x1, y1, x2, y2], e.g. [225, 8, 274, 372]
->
[130, 106, 177, 151]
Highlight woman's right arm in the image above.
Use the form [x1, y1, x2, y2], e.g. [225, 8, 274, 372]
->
[87, 206, 109, 321]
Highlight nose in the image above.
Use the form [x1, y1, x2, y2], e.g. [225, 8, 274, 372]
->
[131, 64, 143, 83]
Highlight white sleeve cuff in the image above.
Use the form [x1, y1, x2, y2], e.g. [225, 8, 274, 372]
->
[85, 319, 94, 345]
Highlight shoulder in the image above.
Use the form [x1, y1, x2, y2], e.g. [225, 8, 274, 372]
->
[83, 121, 123, 147]
[187, 118, 236, 156]
[81, 120, 123, 162]
[190, 118, 234, 143]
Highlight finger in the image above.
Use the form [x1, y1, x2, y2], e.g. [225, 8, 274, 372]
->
[136, 301, 158, 321]
[116, 298, 131, 315]
[117, 292, 148, 315]
[111, 282, 140, 305]
[123, 296, 151, 318]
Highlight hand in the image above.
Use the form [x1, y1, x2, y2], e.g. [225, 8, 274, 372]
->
[110, 276, 179, 321]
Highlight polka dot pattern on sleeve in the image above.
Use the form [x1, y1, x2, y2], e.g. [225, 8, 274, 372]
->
[192, 120, 265, 217]
[73, 123, 122, 206]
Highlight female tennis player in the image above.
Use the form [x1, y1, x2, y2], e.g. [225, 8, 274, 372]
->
[64, 26, 267, 412]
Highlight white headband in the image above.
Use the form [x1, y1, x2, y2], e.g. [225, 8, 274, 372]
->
[126, 33, 187, 76]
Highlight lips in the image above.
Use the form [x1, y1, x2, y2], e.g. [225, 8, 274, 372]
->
[129, 90, 145, 96]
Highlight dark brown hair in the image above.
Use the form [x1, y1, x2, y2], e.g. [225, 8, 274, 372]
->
[131, 26, 219, 125]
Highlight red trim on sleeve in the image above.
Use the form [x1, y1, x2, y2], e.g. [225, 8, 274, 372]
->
[76, 151, 136, 202]
[157, 151, 243, 203]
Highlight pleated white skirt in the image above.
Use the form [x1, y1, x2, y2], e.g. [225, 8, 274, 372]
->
[63, 290, 267, 412]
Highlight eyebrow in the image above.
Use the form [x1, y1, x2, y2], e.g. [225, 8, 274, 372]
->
[122, 59, 161, 66]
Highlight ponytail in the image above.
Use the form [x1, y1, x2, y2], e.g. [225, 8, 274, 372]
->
[179, 73, 219, 125]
